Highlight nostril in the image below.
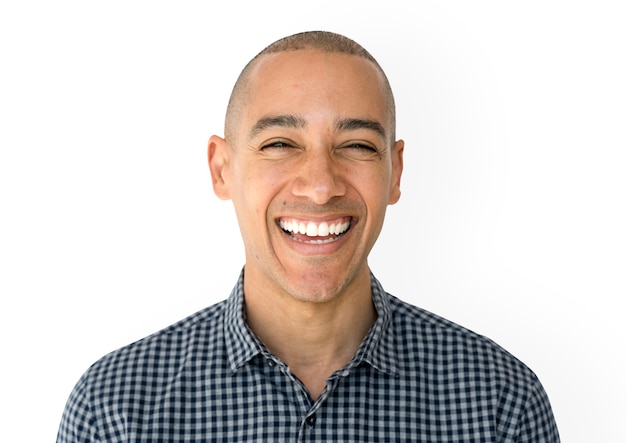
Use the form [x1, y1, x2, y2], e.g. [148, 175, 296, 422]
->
[291, 174, 347, 205]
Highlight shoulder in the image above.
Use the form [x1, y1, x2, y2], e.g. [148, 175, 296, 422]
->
[387, 295, 561, 438]
[388, 294, 539, 386]
[377, 292, 559, 440]
[57, 300, 229, 441]
[84, 300, 228, 388]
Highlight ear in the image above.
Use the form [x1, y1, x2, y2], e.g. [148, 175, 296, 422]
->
[207, 135, 232, 200]
[388, 139, 404, 205]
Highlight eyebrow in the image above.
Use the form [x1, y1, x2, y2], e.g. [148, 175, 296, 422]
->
[335, 117, 387, 140]
[249, 114, 307, 139]
[248, 114, 387, 140]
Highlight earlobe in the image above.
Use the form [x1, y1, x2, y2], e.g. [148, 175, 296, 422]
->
[388, 139, 404, 205]
[207, 135, 231, 200]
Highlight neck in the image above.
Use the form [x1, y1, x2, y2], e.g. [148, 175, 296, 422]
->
[243, 268, 377, 399]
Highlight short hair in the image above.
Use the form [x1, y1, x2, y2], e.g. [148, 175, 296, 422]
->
[224, 31, 396, 144]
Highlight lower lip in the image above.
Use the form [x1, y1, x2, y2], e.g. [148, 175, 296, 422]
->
[286, 234, 344, 245]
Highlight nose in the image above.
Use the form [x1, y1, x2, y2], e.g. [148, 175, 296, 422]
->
[291, 150, 346, 205]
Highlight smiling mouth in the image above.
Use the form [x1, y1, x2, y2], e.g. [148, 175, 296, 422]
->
[278, 217, 352, 244]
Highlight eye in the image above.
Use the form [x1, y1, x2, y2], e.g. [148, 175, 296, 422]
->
[261, 140, 294, 150]
[337, 141, 382, 160]
[258, 139, 302, 158]
[344, 142, 377, 152]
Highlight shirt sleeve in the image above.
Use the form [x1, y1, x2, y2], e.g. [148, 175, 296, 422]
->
[516, 377, 560, 442]
[56, 373, 101, 443]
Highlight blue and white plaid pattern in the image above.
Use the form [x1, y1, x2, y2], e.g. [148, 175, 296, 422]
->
[57, 271, 560, 442]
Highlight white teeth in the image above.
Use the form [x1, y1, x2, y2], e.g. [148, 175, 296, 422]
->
[306, 222, 317, 236]
[318, 222, 329, 236]
[329, 223, 336, 235]
[279, 219, 350, 238]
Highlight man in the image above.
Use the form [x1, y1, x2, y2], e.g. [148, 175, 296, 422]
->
[57, 31, 560, 442]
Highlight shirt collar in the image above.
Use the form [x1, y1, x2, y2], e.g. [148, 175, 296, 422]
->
[223, 268, 398, 376]
[223, 269, 261, 372]
[355, 273, 399, 376]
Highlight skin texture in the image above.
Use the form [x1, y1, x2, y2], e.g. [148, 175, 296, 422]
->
[208, 49, 404, 399]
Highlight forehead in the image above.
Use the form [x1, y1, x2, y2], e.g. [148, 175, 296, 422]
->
[242, 50, 389, 128]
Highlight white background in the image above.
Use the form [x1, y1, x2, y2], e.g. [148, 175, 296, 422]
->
[1, 1, 624, 441]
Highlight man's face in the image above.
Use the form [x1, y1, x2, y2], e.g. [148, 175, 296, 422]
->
[210, 49, 403, 304]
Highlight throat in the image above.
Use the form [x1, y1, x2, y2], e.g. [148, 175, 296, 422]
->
[249, 300, 377, 401]
[242, 264, 376, 400]
[289, 360, 343, 401]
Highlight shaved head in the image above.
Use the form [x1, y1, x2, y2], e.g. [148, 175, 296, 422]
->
[224, 31, 397, 144]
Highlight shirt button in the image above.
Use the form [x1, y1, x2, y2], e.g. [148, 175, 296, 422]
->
[267, 359, 275, 367]
[306, 414, 317, 426]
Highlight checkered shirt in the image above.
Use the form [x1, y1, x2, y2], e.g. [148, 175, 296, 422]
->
[57, 271, 560, 442]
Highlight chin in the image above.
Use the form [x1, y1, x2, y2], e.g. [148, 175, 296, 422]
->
[286, 272, 353, 304]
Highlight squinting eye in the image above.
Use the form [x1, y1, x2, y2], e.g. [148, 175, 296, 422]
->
[262, 141, 291, 150]
[346, 143, 376, 152]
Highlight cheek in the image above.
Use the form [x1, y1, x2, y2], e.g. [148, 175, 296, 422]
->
[235, 171, 284, 223]
[252, 165, 293, 199]
[353, 166, 392, 198]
